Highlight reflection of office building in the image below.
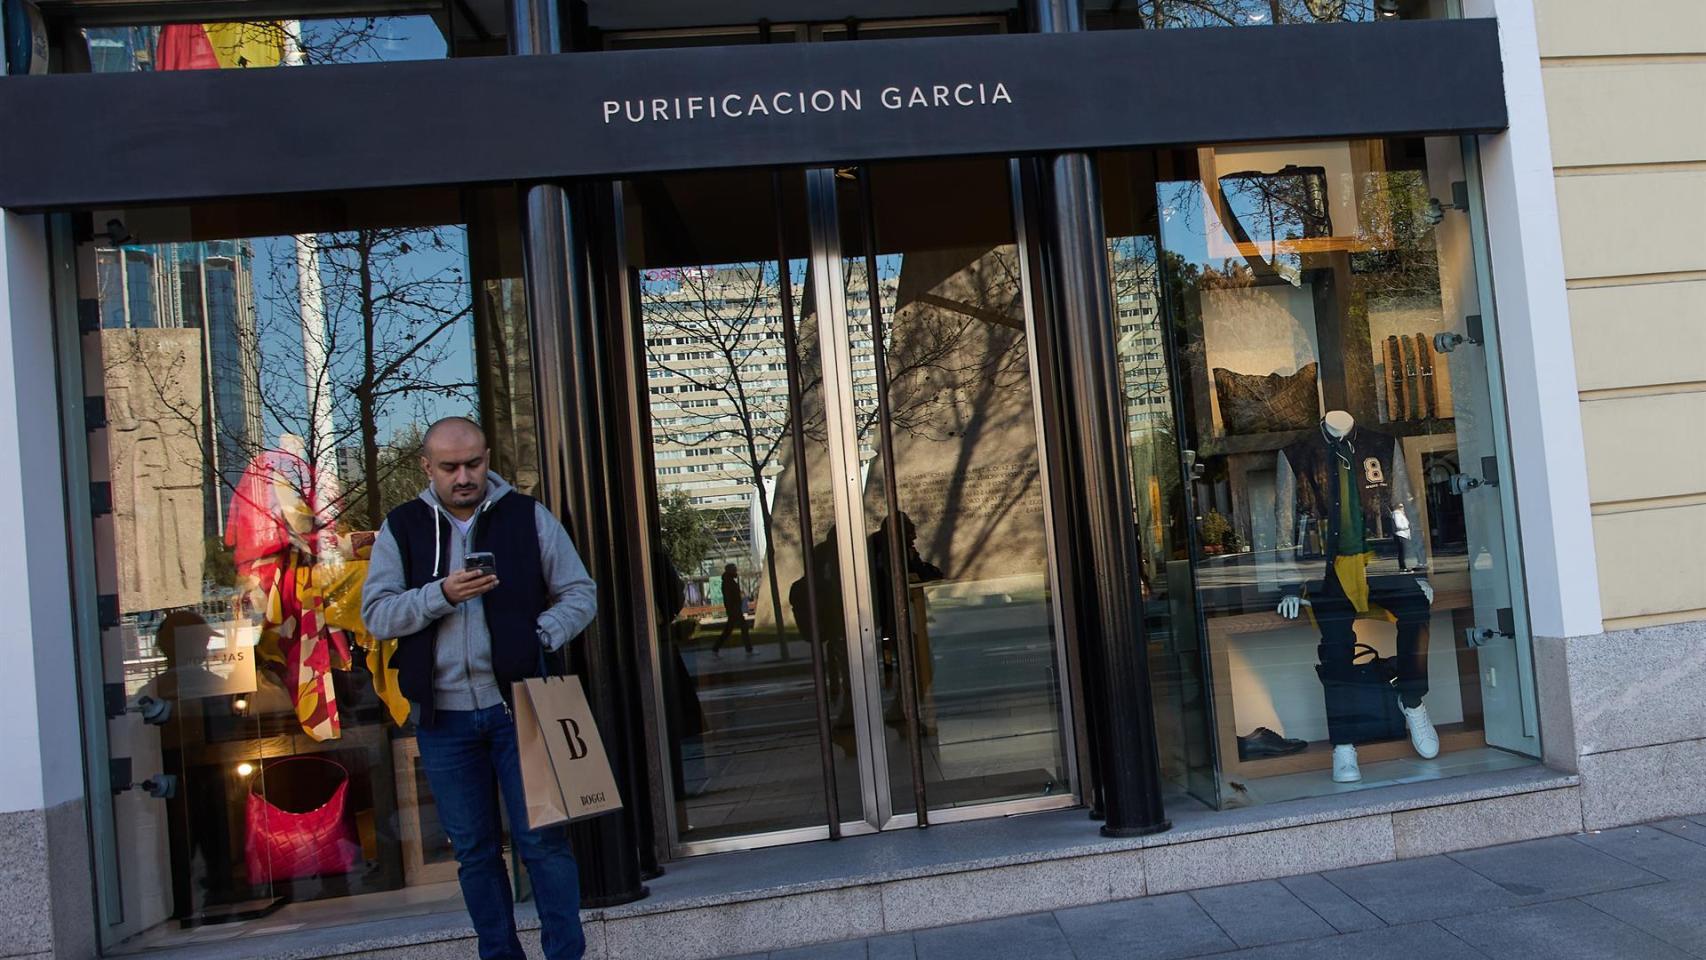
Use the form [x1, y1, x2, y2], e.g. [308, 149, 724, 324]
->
[1109, 247, 1172, 431]
[642, 266, 792, 509]
[645, 265, 885, 522]
[84, 25, 159, 73]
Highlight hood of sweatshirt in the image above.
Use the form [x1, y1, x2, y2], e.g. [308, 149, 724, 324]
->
[418, 472, 515, 577]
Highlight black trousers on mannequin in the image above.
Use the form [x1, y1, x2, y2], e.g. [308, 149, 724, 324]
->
[1314, 569, 1431, 745]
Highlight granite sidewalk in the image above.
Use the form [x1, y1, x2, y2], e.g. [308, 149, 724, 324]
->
[717, 817, 1706, 959]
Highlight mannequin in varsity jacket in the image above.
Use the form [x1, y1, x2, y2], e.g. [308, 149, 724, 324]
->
[1273, 411, 1440, 783]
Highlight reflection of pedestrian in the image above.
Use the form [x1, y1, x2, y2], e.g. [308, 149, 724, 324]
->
[152, 609, 238, 917]
[712, 564, 752, 656]
[869, 513, 943, 673]
[790, 534, 847, 708]
[655, 548, 705, 820]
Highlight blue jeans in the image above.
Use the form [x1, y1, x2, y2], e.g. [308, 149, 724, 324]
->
[417, 704, 585, 960]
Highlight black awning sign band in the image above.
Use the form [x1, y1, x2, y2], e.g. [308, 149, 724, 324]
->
[0, 20, 1505, 210]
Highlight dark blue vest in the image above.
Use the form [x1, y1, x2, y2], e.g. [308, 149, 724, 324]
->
[385, 490, 548, 725]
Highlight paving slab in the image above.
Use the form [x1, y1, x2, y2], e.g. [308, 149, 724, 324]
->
[1441, 898, 1694, 960]
[1319, 855, 1520, 924]
[1189, 881, 1334, 948]
[1584, 879, 1706, 959]
[771, 940, 867, 960]
[867, 933, 918, 960]
[1276, 875, 1384, 934]
[1053, 893, 1235, 960]
[1447, 834, 1663, 899]
[911, 912, 1073, 960]
[1576, 824, 1706, 880]
[1654, 819, 1706, 848]
[1210, 921, 1487, 960]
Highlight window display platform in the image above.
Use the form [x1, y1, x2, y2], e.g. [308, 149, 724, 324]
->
[116, 764, 1573, 960]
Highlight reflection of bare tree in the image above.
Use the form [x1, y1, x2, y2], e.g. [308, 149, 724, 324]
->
[105, 228, 476, 542]
[1178, 164, 1441, 300]
[643, 263, 800, 654]
[864, 246, 1040, 578]
[193, 18, 406, 67]
[644, 251, 1035, 642]
[1138, 0, 1382, 28]
[856, 248, 1031, 449]
[305, 229, 476, 530]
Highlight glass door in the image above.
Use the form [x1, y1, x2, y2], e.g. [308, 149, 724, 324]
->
[826, 160, 1073, 824]
[627, 158, 1074, 852]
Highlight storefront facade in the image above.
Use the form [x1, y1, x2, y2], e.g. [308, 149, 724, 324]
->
[0, 0, 1696, 958]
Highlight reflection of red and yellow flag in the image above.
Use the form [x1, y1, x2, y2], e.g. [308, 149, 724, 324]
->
[157, 22, 285, 71]
[254, 553, 358, 741]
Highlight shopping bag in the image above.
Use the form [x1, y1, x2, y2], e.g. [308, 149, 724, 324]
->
[514, 674, 623, 830]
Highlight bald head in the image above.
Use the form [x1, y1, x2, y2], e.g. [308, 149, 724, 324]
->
[423, 416, 486, 455]
[420, 417, 490, 517]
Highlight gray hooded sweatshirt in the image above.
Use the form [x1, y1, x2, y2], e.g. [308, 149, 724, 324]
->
[360, 472, 597, 712]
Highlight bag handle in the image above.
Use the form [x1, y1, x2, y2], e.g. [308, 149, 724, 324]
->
[538, 637, 569, 682]
[250, 754, 348, 799]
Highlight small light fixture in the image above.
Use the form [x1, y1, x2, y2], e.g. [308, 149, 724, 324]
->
[1376, 0, 1402, 19]
[232, 696, 249, 714]
[237, 762, 255, 777]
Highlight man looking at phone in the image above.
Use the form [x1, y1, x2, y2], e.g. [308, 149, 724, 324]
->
[361, 416, 595, 960]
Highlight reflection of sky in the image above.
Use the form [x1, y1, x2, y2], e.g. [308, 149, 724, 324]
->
[302, 17, 446, 62]
[1159, 179, 1297, 273]
[248, 231, 475, 451]
[80, 16, 462, 453]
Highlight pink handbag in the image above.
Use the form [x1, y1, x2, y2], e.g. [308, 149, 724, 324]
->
[245, 756, 362, 884]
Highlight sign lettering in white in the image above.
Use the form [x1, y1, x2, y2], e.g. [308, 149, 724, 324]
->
[602, 82, 1013, 124]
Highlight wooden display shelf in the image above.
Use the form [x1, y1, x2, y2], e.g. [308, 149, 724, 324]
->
[1197, 419, 1461, 459]
[1207, 588, 1473, 639]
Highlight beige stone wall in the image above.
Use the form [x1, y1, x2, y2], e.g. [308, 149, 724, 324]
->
[1536, 0, 1706, 630]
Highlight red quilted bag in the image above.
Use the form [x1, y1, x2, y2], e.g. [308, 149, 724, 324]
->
[245, 756, 362, 884]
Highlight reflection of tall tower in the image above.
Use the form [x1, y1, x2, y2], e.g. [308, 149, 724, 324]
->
[204, 241, 265, 524]
[84, 25, 160, 74]
[94, 241, 265, 541]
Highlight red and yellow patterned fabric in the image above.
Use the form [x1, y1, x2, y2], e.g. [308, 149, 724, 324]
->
[227, 449, 411, 739]
[251, 554, 358, 741]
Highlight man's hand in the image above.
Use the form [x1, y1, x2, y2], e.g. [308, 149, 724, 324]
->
[1276, 595, 1312, 620]
[441, 569, 499, 604]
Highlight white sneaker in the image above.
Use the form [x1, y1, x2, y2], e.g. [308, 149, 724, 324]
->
[1401, 700, 1440, 759]
[1332, 744, 1361, 783]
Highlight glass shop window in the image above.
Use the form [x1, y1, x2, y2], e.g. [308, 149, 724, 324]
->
[83, 15, 447, 74]
[1104, 136, 1539, 809]
[84, 188, 537, 949]
[1086, 0, 1452, 30]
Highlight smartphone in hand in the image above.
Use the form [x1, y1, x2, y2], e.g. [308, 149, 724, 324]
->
[464, 551, 497, 578]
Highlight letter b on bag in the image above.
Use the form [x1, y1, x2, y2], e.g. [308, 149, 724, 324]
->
[558, 718, 589, 760]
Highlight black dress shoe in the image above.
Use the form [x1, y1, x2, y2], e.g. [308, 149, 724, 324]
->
[1238, 726, 1309, 760]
